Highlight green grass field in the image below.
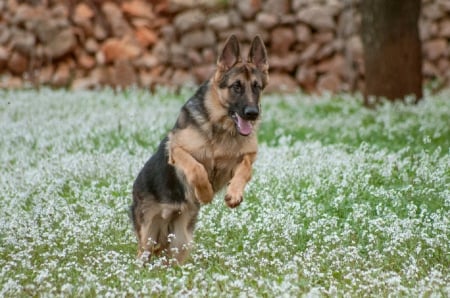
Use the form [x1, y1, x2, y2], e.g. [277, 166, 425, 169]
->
[1, 88, 449, 296]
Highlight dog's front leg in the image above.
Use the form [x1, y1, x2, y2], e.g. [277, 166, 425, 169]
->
[169, 146, 214, 204]
[225, 153, 256, 208]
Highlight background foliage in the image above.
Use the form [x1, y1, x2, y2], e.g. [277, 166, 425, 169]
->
[0, 88, 449, 296]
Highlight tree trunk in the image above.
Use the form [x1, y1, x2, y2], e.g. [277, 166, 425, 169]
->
[361, 0, 423, 106]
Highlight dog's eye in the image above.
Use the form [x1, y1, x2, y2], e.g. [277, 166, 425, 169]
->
[231, 81, 242, 93]
[252, 82, 261, 93]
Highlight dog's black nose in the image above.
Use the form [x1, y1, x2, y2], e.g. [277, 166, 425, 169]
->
[243, 106, 259, 119]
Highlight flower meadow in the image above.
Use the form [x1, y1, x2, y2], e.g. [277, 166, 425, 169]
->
[0, 88, 449, 297]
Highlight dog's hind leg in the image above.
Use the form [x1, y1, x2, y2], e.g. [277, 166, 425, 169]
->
[168, 208, 198, 264]
[132, 198, 163, 263]
[137, 213, 159, 262]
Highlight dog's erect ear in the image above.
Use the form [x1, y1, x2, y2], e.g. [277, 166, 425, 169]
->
[247, 35, 268, 72]
[218, 35, 241, 71]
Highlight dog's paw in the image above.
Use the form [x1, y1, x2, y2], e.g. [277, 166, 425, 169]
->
[195, 182, 214, 204]
[137, 250, 151, 266]
[224, 189, 243, 208]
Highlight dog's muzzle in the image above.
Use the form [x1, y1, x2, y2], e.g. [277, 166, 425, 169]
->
[231, 105, 259, 136]
[243, 106, 259, 120]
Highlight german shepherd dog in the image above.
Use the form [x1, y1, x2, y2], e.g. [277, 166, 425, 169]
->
[130, 35, 269, 264]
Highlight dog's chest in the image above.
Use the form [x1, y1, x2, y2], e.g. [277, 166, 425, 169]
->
[203, 136, 255, 191]
[169, 126, 257, 192]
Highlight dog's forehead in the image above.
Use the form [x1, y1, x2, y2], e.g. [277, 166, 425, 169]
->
[217, 63, 268, 88]
[228, 64, 264, 82]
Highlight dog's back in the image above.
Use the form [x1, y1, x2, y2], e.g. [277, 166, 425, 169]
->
[133, 137, 186, 204]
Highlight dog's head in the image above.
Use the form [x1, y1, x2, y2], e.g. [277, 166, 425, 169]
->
[213, 35, 269, 136]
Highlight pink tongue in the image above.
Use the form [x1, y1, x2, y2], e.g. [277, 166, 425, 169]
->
[236, 114, 253, 135]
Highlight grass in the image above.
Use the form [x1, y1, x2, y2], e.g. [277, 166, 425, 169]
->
[0, 87, 449, 297]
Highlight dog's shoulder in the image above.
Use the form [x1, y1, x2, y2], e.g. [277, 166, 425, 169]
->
[174, 82, 210, 131]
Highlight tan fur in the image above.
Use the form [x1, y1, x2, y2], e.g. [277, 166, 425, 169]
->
[135, 198, 198, 264]
[132, 35, 268, 265]
[168, 82, 259, 207]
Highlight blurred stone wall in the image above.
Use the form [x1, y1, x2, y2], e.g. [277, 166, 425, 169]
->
[0, 0, 449, 93]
